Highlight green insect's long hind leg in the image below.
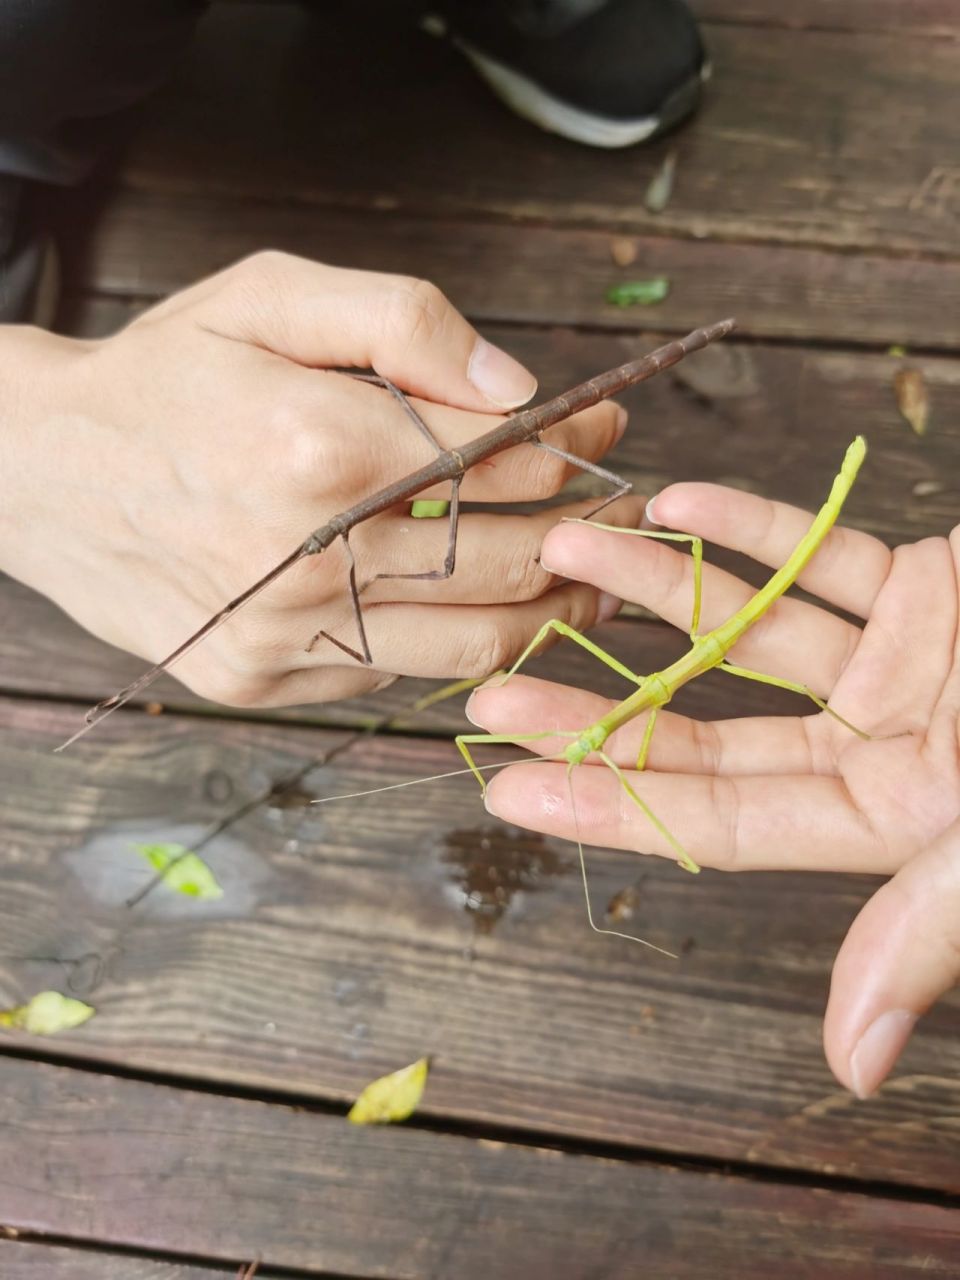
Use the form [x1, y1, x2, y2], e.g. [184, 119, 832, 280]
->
[564, 519, 704, 638]
[456, 730, 576, 793]
[717, 661, 872, 740]
[599, 751, 701, 874]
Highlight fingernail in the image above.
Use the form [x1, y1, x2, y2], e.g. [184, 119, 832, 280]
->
[468, 338, 538, 409]
[464, 692, 482, 727]
[614, 404, 628, 440]
[849, 1009, 916, 1099]
[644, 495, 661, 525]
[597, 592, 622, 622]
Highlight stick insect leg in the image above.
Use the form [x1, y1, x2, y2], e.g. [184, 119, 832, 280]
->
[494, 617, 645, 688]
[565, 521, 705, 639]
[635, 706, 659, 772]
[529, 440, 632, 520]
[310, 376, 463, 663]
[456, 730, 575, 793]
[599, 750, 701, 874]
[308, 532, 373, 665]
[717, 661, 873, 740]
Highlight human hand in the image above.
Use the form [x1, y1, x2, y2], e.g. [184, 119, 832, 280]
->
[467, 476, 960, 1096]
[0, 252, 634, 706]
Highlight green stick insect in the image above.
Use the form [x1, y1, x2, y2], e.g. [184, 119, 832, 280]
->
[453, 435, 872, 953]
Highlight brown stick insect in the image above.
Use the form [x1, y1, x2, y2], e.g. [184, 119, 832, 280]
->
[58, 318, 736, 750]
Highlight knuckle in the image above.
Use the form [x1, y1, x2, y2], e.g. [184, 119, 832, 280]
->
[525, 446, 568, 498]
[707, 775, 741, 870]
[456, 622, 512, 679]
[502, 538, 550, 602]
[225, 250, 294, 342]
[236, 248, 292, 283]
[381, 277, 449, 347]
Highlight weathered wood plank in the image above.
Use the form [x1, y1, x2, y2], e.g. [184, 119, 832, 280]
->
[0, 1239, 230, 1280]
[1, 697, 958, 1192]
[2, 1059, 958, 1278]
[66, 191, 960, 349]
[112, 4, 960, 258]
[691, 0, 960, 35]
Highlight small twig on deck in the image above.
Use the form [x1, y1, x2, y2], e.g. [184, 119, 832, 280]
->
[58, 319, 736, 750]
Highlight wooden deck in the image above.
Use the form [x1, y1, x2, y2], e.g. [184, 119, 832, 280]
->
[2, 1, 959, 1274]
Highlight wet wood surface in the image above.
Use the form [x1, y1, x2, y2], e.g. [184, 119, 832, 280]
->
[1, 695, 959, 1197]
[5, 0, 960, 1274]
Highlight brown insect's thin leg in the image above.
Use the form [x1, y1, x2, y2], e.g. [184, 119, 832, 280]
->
[311, 377, 464, 663]
[308, 531, 372, 665]
[529, 440, 633, 518]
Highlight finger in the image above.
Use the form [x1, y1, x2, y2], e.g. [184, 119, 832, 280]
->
[210, 252, 537, 410]
[539, 521, 860, 698]
[646, 482, 892, 621]
[297, 580, 617, 680]
[483, 760, 890, 873]
[347, 495, 646, 607]
[823, 817, 960, 1098]
[287, 376, 628, 507]
[466, 674, 818, 776]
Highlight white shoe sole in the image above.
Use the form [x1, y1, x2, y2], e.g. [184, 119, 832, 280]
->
[454, 36, 708, 149]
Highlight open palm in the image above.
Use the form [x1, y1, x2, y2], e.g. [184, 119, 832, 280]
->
[468, 476, 960, 1098]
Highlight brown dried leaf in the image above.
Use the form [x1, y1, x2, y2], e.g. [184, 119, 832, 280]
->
[609, 236, 638, 267]
[606, 884, 642, 922]
[894, 367, 930, 436]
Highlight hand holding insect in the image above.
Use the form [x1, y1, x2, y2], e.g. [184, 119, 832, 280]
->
[469, 458, 960, 1098]
[0, 252, 633, 715]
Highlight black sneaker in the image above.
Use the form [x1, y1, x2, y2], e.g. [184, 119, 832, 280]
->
[0, 179, 59, 326]
[422, 0, 707, 148]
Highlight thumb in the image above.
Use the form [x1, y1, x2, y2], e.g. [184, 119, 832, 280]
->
[210, 252, 538, 411]
[824, 816, 960, 1098]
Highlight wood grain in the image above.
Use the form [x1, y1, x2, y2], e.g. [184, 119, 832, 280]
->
[1, 697, 958, 1192]
[690, 0, 960, 34]
[107, 4, 960, 258]
[63, 191, 960, 349]
[0, 1240, 229, 1280]
[2, 1058, 959, 1278]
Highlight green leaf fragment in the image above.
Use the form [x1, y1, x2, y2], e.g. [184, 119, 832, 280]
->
[0, 990, 95, 1035]
[605, 278, 670, 308]
[410, 500, 450, 518]
[133, 842, 223, 899]
[347, 1057, 429, 1125]
[888, 344, 907, 358]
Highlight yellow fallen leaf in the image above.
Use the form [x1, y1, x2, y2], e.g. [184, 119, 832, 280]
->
[894, 367, 930, 436]
[0, 991, 95, 1035]
[347, 1057, 429, 1125]
[133, 842, 223, 899]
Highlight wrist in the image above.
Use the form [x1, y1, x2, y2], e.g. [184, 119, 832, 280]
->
[0, 324, 91, 585]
